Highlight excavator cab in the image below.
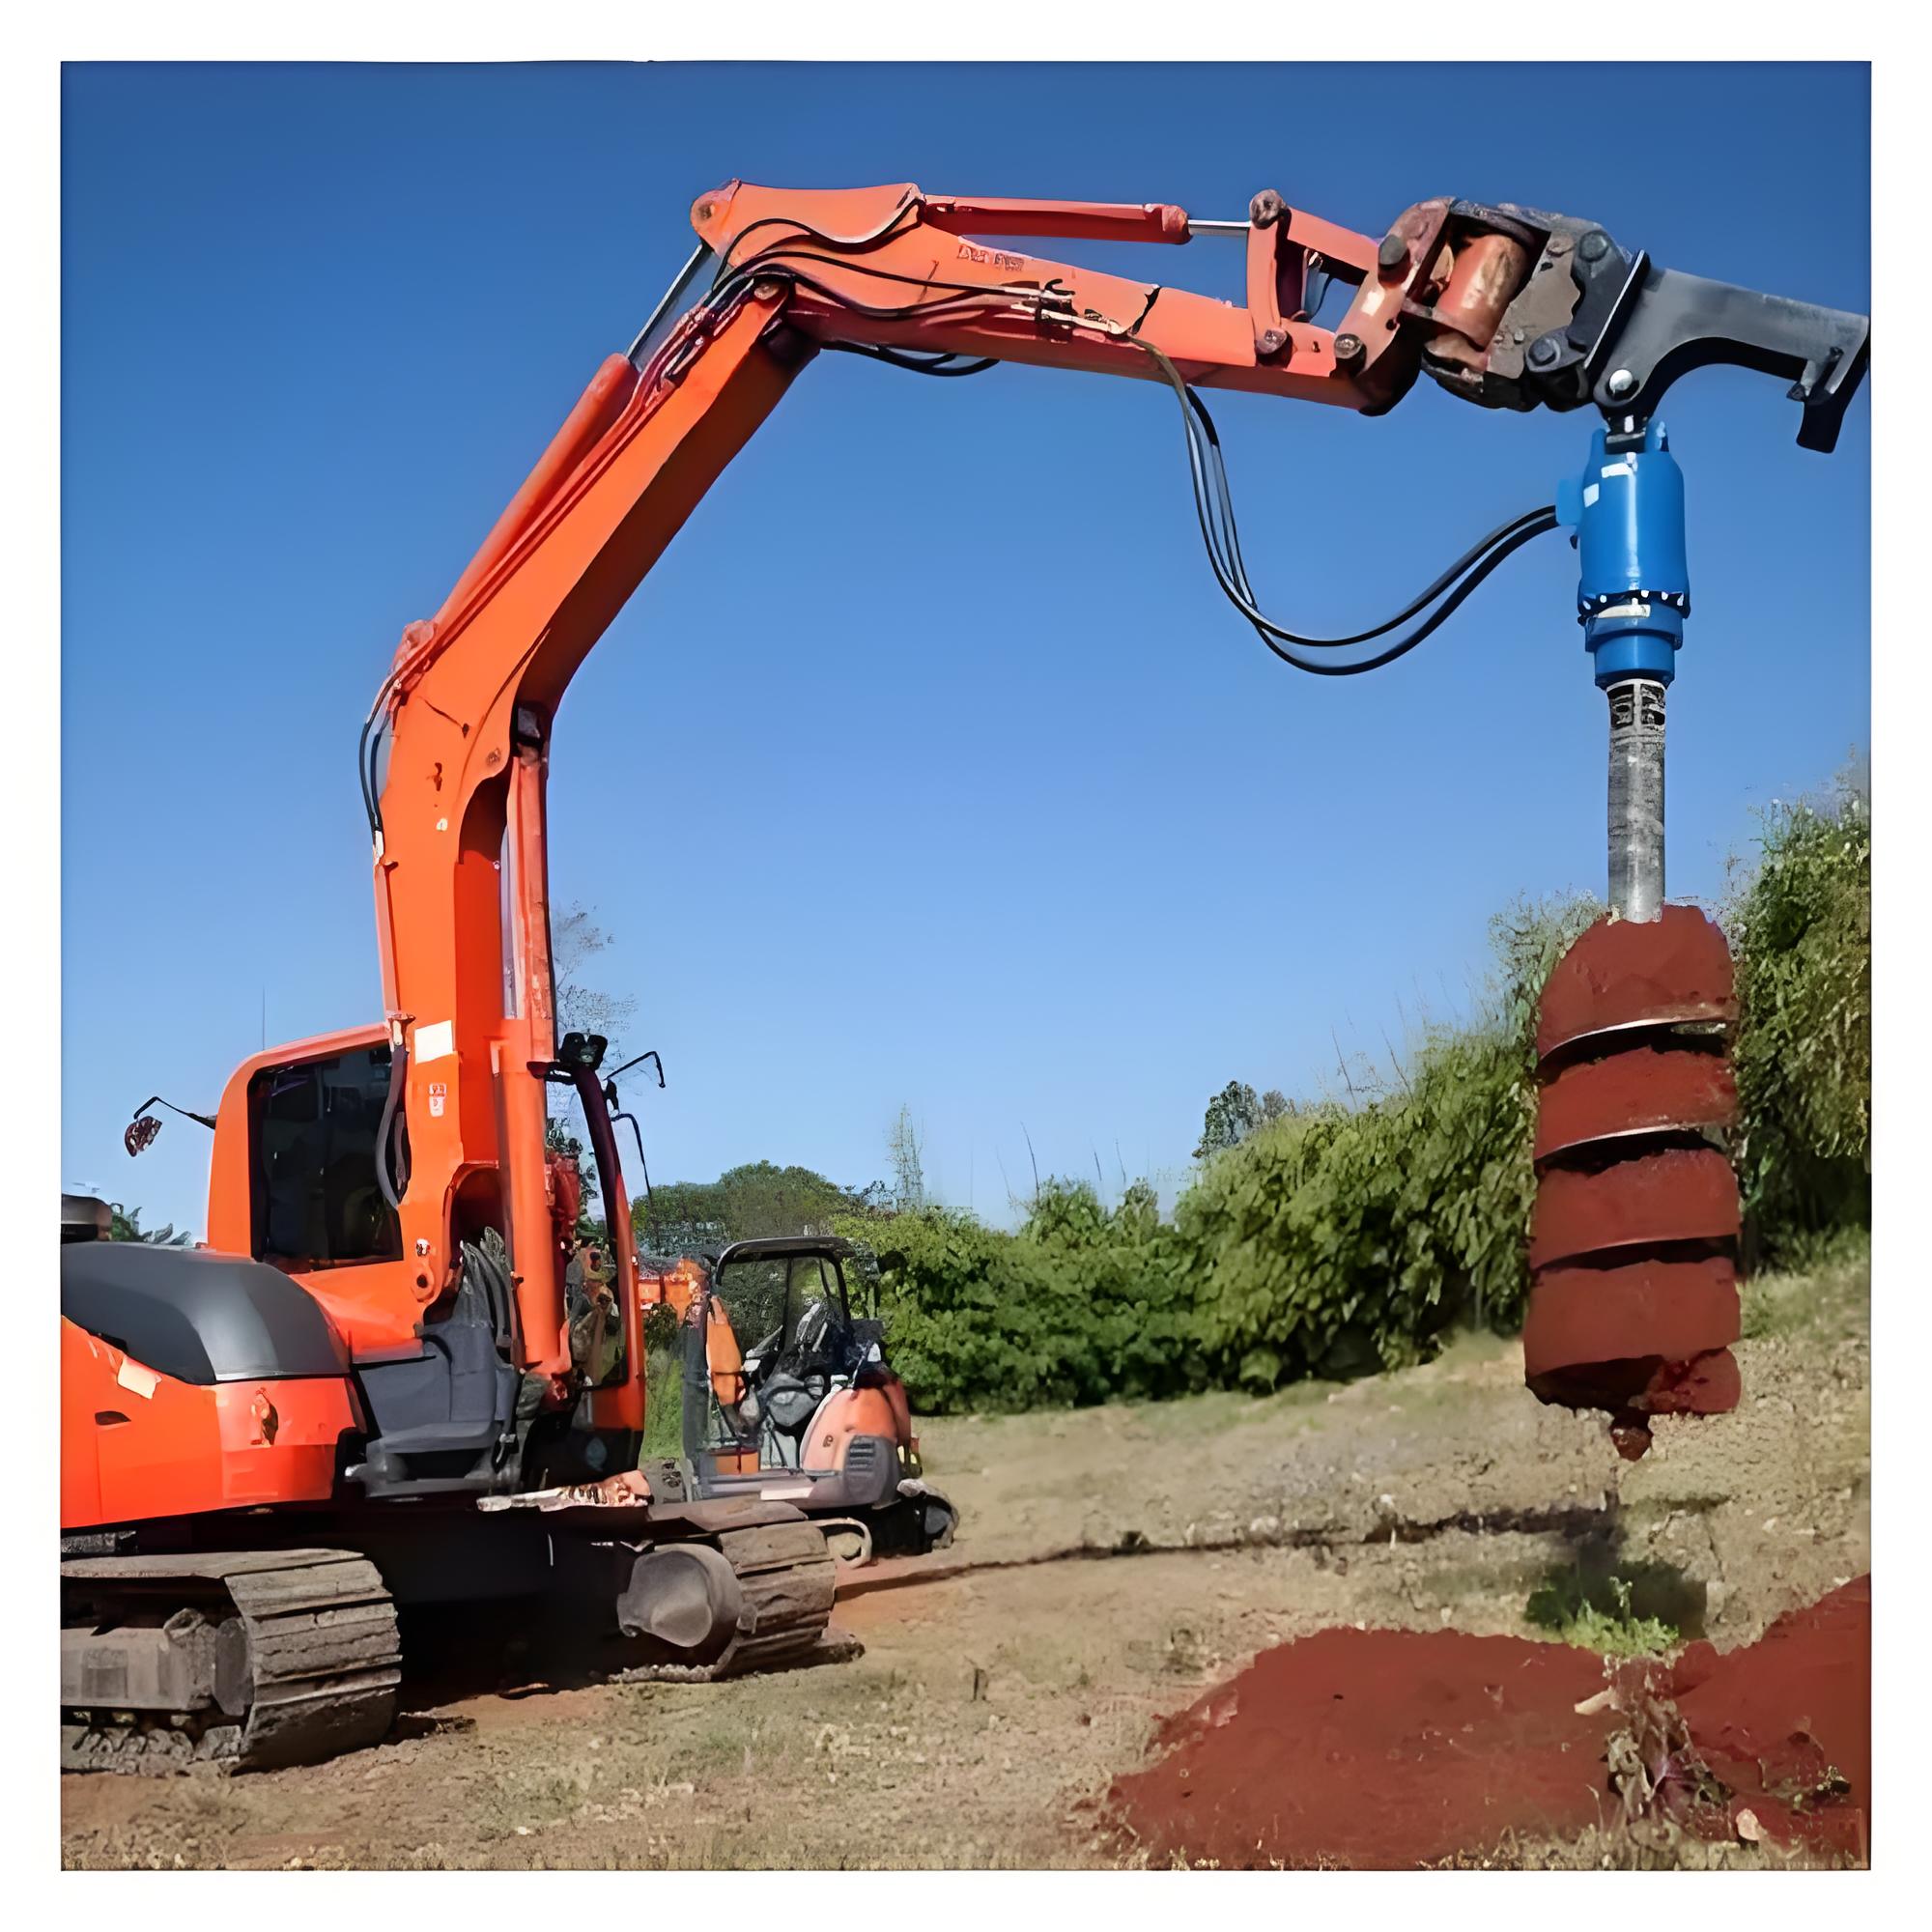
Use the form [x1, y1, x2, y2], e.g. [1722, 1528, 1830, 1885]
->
[674, 1236, 954, 1561]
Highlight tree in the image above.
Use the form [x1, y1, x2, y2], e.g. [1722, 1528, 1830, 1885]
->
[552, 902, 638, 1053]
[547, 902, 640, 1210]
[1194, 1081, 1291, 1160]
[633, 1161, 884, 1255]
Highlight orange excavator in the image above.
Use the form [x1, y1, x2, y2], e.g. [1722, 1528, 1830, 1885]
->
[633, 1237, 956, 1564]
[62, 179, 1866, 1771]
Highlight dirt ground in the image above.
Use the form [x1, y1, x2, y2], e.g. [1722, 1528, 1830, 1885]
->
[60, 1254, 1868, 1870]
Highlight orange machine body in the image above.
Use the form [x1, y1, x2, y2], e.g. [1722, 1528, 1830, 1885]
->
[800, 1384, 909, 1484]
[74, 180, 1569, 1537]
[60, 1318, 358, 1529]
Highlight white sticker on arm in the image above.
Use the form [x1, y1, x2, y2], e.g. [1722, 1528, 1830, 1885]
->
[413, 1019, 455, 1064]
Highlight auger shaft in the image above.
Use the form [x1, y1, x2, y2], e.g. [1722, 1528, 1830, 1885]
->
[1606, 678, 1667, 922]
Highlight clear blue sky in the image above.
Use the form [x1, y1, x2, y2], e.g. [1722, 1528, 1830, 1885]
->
[61, 61, 1869, 1234]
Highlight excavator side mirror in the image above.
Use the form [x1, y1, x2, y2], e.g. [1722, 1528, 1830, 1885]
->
[124, 1095, 216, 1156]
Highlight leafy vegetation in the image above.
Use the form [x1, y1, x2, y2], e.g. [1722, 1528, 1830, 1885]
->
[635, 1162, 882, 1257]
[1178, 1022, 1541, 1390]
[1724, 765, 1870, 1262]
[833, 1180, 1205, 1414]
[109, 1205, 193, 1247]
[1192, 1081, 1290, 1160]
[1525, 1571, 1680, 1659]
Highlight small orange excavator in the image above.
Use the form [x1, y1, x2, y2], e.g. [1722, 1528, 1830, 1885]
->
[63, 177, 1865, 1772]
[633, 1238, 956, 1564]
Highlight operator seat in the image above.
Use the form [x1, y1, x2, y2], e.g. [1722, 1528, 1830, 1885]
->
[746, 1299, 839, 1466]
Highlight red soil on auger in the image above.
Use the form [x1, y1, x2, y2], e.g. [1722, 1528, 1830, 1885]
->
[1526, 908, 1744, 1454]
[1105, 1578, 1870, 1868]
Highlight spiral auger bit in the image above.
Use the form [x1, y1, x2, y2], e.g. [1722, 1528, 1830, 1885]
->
[1524, 423, 1745, 1460]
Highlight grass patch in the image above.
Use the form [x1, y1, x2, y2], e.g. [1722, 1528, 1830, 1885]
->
[1741, 1235, 1870, 1343]
[641, 1345, 684, 1458]
[1525, 1572, 1679, 1658]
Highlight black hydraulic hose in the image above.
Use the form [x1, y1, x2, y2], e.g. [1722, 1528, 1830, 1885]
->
[357, 712, 380, 838]
[614, 1109, 659, 1251]
[375, 1034, 409, 1212]
[823, 341, 998, 377]
[1135, 338, 1559, 668]
[726, 252, 1561, 674]
[1179, 382, 1554, 647]
[1235, 514, 1559, 674]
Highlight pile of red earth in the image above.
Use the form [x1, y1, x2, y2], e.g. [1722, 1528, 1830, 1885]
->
[1105, 1578, 1869, 1868]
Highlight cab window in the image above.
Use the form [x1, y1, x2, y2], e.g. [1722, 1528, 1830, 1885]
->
[249, 1045, 403, 1265]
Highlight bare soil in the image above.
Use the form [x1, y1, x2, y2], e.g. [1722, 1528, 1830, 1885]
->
[60, 1254, 1868, 1870]
[1106, 1578, 1868, 1868]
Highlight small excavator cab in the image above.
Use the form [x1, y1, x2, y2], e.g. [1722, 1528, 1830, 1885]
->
[674, 1236, 954, 1559]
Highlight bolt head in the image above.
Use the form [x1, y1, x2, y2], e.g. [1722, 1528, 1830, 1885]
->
[1249, 189, 1283, 227]
[1377, 232, 1408, 274]
[1577, 230, 1610, 263]
[1528, 335, 1560, 368]
[1332, 332, 1364, 366]
[1606, 368, 1637, 399]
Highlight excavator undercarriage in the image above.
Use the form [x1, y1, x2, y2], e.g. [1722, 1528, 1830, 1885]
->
[60, 1494, 840, 1774]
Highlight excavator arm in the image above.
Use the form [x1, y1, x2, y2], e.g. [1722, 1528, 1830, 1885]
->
[347, 179, 1864, 1437]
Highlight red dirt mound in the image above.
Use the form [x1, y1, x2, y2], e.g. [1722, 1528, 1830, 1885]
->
[1105, 1578, 1870, 1868]
[1670, 1576, 1870, 1859]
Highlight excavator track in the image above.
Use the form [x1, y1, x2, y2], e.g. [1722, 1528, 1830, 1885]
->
[703, 1519, 841, 1675]
[61, 1548, 401, 1775]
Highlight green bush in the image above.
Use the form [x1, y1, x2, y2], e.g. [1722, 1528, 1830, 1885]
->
[1173, 893, 1596, 1392]
[834, 1179, 1203, 1414]
[1725, 768, 1871, 1260]
[1178, 1026, 1537, 1389]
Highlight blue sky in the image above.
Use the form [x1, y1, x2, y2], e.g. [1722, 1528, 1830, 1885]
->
[61, 61, 1869, 1233]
